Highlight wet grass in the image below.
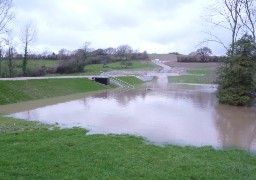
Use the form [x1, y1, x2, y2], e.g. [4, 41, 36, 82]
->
[0, 116, 52, 133]
[187, 69, 214, 75]
[168, 75, 213, 84]
[0, 121, 255, 179]
[0, 78, 107, 105]
[169, 68, 217, 84]
[116, 76, 144, 85]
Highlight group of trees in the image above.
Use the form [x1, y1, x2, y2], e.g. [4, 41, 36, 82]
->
[53, 44, 148, 74]
[0, 0, 36, 77]
[177, 47, 224, 62]
[205, 0, 256, 106]
[0, 0, 148, 77]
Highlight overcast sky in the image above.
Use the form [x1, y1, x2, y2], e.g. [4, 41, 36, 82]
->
[11, 0, 227, 55]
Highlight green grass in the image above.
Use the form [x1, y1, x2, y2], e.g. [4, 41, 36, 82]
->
[187, 69, 214, 75]
[0, 60, 58, 77]
[168, 75, 213, 84]
[0, 120, 255, 179]
[0, 78, 107, 105]
[84, 61, 156, 75]
[116, 76, 144, 85]
[0, 116, 53, 133]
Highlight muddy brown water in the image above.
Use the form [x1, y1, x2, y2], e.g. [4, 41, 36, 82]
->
[1, 78, 256, 152]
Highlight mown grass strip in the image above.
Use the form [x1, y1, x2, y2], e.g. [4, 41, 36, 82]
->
[0, 78, 107, 105]
[168, 75, 213, 84]
[0, 125, 255, 179]
[187, 69, 214, 75]
[116, 76, 144, 85]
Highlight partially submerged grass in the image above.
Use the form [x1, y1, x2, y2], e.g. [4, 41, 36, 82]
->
[0, 123, 255, 179]
[169, 69, 216, 84]
[0, 78, 107, 105]
[0, 116, 52, 134]
[168, 75, 213, 84]
[187, 69, 214, 75]
[116, 76, 144, 85]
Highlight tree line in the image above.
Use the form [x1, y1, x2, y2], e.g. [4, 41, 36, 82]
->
[0, 1, 148, 77]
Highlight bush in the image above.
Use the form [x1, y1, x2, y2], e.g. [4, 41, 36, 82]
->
[56, 60, 85, 74]
[217, 34, 256, 106]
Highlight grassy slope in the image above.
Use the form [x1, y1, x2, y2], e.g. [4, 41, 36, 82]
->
[0, 78, 107, 105]
[0, 124, 255, 179]
[116, 76, 143, 85]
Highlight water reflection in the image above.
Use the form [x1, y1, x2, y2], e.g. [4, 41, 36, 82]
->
[214, 105, 256, 151]
[3, 82, 256, 151]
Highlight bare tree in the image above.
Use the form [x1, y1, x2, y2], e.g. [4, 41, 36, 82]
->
[104, 47, 116, 55]
[58, 48, 70, 60]
[4, 34, 14, 77]
[79, 42, 91, 62]
[21, 22, 36, 76]
[0, 39, 4, 76]
[196, 47, 212, 62]
[116, 44, 132, 61]
[0, 0, 14, 34]
[240, 0, 256, 41]
[204, 0, 256, 54]
[204, 0, 245, 54]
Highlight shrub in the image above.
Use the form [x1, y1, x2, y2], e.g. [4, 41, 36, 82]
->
[56, 59, 85, 74]
[217, 34, 256, 106]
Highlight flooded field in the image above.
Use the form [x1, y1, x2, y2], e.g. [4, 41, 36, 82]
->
[2, 78, 256, 152]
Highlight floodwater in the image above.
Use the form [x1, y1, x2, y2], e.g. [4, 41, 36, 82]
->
[2, 77, 256, 152]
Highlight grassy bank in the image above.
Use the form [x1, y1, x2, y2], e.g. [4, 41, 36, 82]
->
[168, 75, 213, 84]
[169, 69, 217, 84]
[0, 119, 255, 179]
[0, 78, 107, 105]
[116, 76, 143, 85]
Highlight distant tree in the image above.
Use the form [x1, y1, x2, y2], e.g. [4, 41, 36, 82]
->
[217, 34, 256, 106]
[169, 52, 181, 55]
[21, 22, 36, 76]
[58, 49, 71, 60]
[4, 35, 15, 77]
[116, 44, 132, 61]
[0, 40, 4, 76]
[0, 0, 14, 35]
[80, 42, 91, 62]
[196, 47, 212, 62]
[104, 47, 116, 55]
[188, 51, 197, 56]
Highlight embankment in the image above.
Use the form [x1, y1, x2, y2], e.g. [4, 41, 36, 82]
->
[0, 78, 107, 105]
